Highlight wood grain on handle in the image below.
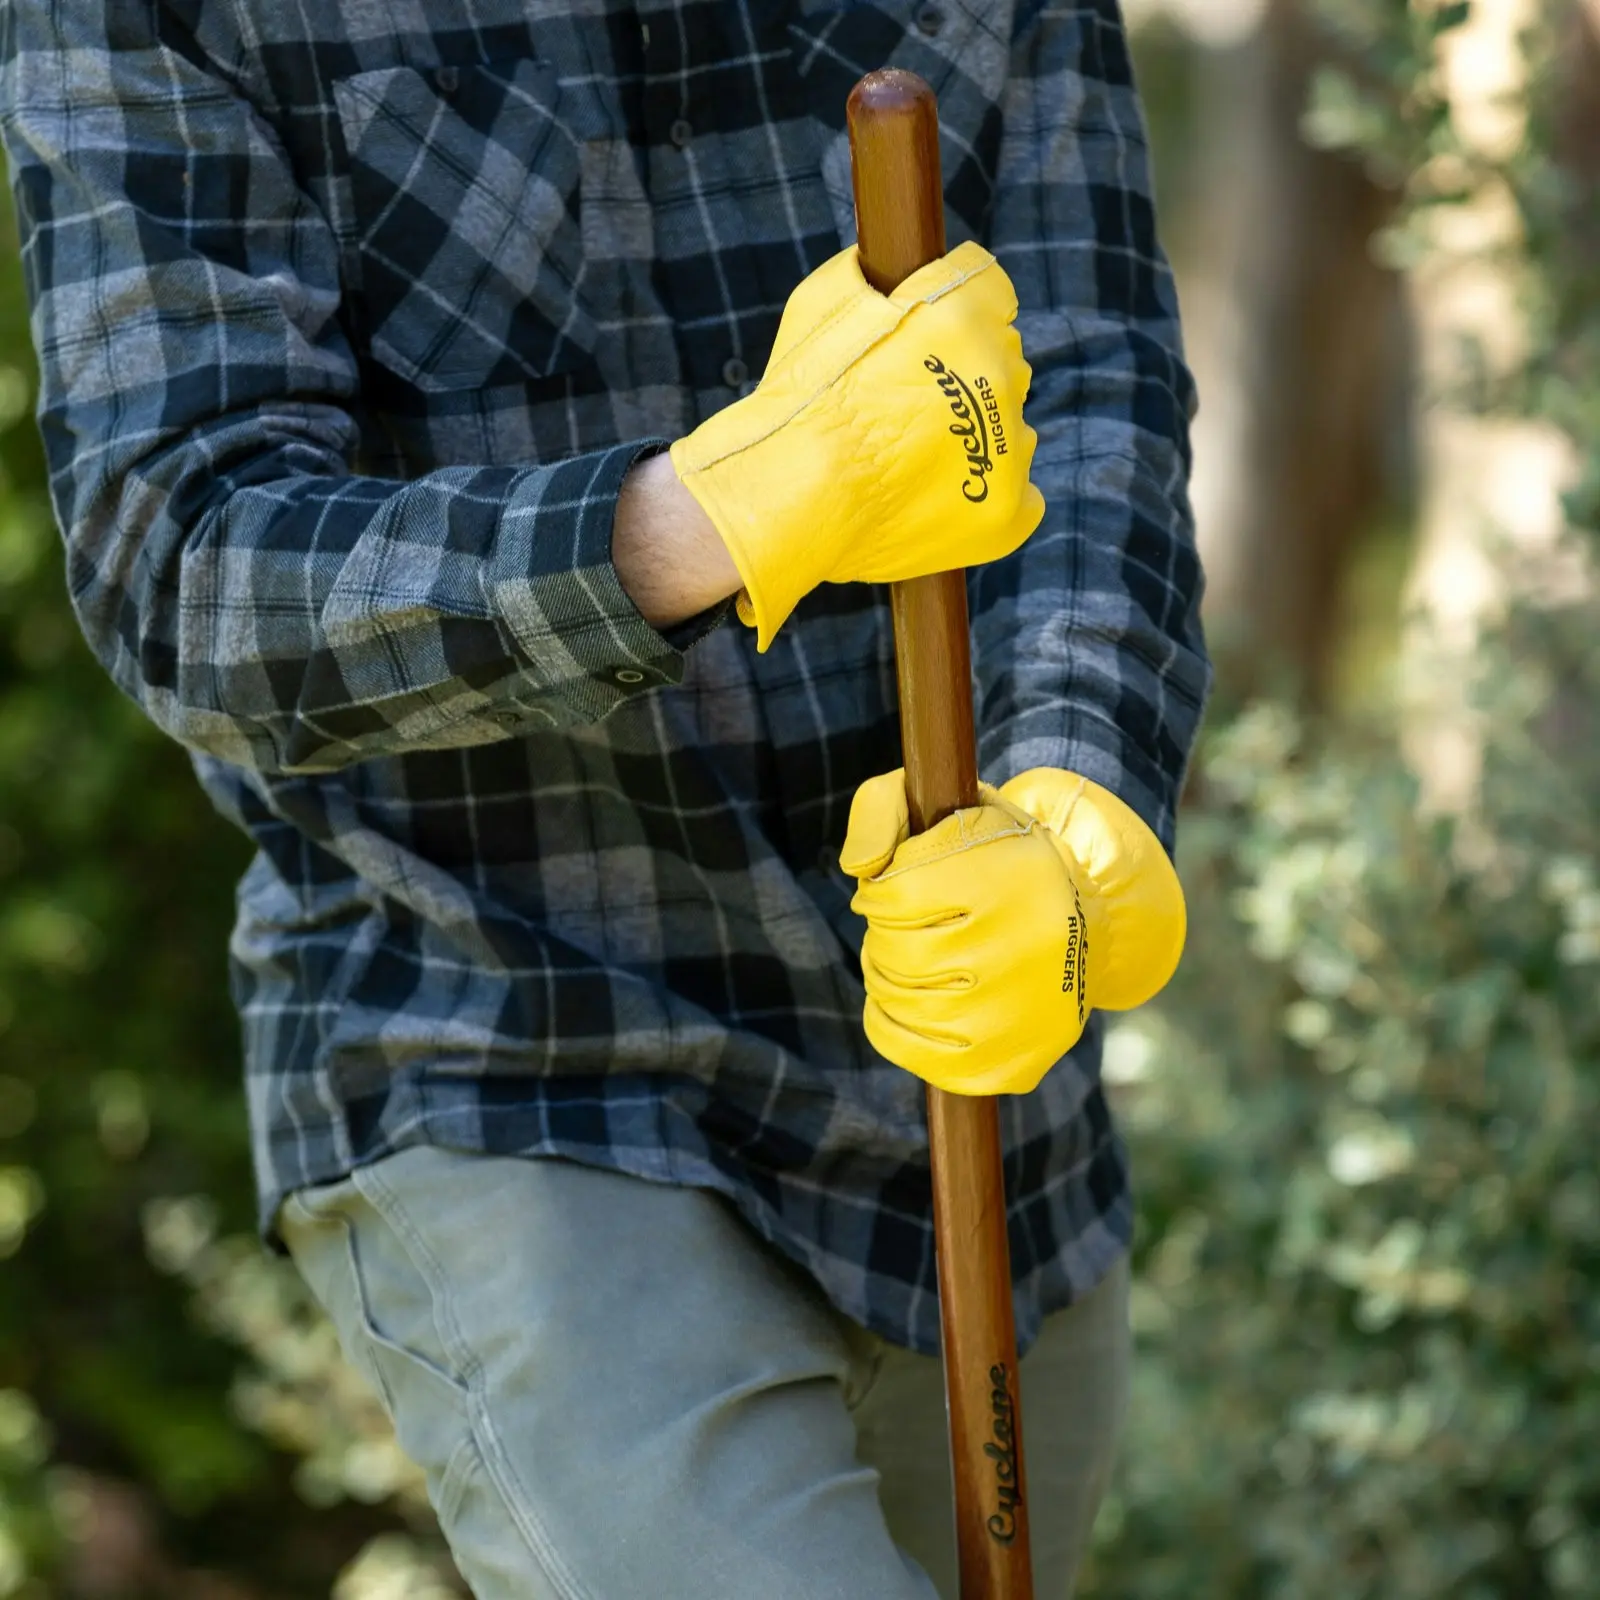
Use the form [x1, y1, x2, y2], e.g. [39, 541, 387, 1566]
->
[846, 70, 1035, 1600]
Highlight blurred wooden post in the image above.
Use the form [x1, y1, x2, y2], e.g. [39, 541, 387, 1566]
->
[1180, 0, 1402, 702]
[848, 70, 1035, 1600]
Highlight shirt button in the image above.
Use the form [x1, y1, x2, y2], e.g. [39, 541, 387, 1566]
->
[669, 118, 694, 149]
[722, 356, 749, 391]
[914, 4, 944, 34]
[614, 667, 647, 686]
[435, 65, 461, 94]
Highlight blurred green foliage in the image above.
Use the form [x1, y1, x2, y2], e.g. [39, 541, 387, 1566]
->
[0, 184, 409, 1593]
[1083, 4, 1600, 1595]
[1089, 658, 1600, 1596]
[0, 1, 1595, 1595]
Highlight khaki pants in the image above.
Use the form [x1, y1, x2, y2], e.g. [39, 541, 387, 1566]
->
[281, 1146, 1129, 1599]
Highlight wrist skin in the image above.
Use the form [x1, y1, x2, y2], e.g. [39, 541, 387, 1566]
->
[612, 450, 742, 629]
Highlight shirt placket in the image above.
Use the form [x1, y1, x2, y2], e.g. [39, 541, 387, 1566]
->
[637, 2, 780, 419]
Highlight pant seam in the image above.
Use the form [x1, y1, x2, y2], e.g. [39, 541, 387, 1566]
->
[433, 1427, 480, 1530]
[353, 1155, 602, 1600]
[844, 1329, 890, 1414]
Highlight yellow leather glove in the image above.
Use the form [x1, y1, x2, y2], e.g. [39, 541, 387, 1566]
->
[840, 767, 1187, 1097]
[668, 241, 1043, 650]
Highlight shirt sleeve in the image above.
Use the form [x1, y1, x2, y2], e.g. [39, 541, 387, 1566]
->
[970, 0, 1211, 852]
[0, 6, 699, 777]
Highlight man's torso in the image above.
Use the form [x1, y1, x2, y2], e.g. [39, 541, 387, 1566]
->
[155, 0, 1125, 1353]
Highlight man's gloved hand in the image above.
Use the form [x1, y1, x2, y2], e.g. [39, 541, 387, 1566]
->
[668, 241, 1043, 650]
[839, 767, 1186, 1097]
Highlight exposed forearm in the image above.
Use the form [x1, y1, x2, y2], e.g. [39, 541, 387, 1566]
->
[612, 450, 742, 629]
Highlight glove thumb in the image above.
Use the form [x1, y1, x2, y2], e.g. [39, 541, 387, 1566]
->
[839, 769, 912, 880]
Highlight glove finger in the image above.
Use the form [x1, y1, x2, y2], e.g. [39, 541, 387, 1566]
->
[861, 944, 974, 1001]
[863, 995, 971, 1066]
[850, 801, 1039, 934]
[966, 477, 1045, 570]
[839, 769, 911, 880]
[1009, 477, 1046, 554]
[864, 996, 1059, 1096]
[859, 903, 984, 985]
[1017, 476, 1045, 542]
[863, 969, 984, 1066]
[1013, 327, 1033, 380]
[850, 888, 968, 932]
[870, 989, 1067, 1096]
[1018, 420, 1040, 476]
[1007, 340, 1032, 405]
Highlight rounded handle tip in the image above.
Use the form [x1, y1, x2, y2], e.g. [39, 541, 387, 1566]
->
[846, 69, 945, 293]
[847, 68, 937, 125]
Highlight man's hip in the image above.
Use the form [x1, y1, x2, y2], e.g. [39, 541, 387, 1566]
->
[279, 1144, 1129, 1599]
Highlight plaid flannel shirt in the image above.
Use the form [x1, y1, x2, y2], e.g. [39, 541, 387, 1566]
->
[2, 0, 1208, 1355]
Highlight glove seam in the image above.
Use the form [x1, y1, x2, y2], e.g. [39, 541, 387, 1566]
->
[866, 812, 1033, 882]
[891, 243, 998, 311]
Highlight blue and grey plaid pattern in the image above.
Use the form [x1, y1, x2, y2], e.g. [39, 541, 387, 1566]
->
[1, 0, 1208, 1355]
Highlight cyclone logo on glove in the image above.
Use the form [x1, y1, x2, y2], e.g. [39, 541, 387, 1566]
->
[924, 355, 1009, 503]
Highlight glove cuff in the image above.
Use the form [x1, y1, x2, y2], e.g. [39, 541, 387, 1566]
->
[667, 441, 811, 649]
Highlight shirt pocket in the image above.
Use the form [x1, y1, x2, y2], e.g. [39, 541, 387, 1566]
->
[332, 56, 596, 393]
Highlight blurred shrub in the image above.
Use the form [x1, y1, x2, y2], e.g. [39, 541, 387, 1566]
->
[1088, 634, 1600, 1596]
[1084, 4, 1600, 1596]
[0, 156, 412, 1593]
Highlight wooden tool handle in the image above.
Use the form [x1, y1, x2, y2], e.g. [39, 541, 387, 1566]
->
[847, 70, 1035, 1600]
